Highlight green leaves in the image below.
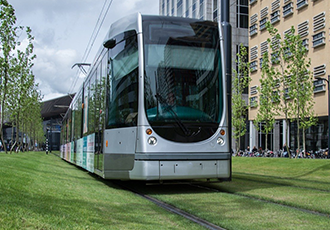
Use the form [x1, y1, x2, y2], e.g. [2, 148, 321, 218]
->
[0, 1, 42, 153]
[255, 22, 316, 155]
[232, 44, 251, 152]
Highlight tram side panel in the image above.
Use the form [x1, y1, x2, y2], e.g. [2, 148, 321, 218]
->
[102, 127, 137, 179]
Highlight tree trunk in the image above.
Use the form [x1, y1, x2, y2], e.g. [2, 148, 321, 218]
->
[303, 127, 306, 158]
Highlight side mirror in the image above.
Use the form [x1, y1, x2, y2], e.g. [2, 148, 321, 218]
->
[103, 39, 116, 49]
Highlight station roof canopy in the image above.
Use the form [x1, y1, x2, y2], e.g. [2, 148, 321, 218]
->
[41, 94, 74, 119]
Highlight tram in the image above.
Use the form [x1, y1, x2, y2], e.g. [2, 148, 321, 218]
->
[60, 13, 231, 181]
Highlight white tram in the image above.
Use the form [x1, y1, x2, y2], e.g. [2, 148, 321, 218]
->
[61, 13, 231, 181]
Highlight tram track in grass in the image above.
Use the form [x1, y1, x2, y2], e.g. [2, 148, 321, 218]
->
[190, 183, 330, 219]
[233, 172, 330, 193]
[115, 181, 227, 230]
[115, 180, 330, 230]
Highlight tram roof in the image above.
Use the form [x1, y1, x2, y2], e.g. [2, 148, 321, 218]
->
[104, 13, 210, 42]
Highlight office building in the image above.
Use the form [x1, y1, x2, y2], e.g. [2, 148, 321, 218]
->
[248, 0, 329, 151]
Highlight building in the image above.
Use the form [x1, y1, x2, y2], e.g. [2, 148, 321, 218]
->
[159, 0, 250, 151]
[248, 0, 329, 151]
[41, 94, 74, 151]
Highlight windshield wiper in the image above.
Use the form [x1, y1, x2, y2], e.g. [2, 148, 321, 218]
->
[155, 93, 194, 136]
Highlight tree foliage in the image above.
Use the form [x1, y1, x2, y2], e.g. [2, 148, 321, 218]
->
[254, 46, 280, 151]
[0, 0, 43, 153]
[232, 44, 250, 152]
[258, 22, 317, 156]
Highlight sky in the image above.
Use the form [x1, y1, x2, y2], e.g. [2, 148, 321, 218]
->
[8, 0, 159, 101]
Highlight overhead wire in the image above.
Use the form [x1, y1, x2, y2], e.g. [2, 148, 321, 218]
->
[68, 0, 113, 94]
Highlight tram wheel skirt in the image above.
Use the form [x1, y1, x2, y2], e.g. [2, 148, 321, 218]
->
[128, 159, 231, 180]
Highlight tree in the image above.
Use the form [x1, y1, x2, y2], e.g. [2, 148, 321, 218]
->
[254, 48, 280, 152]
[284, 27, 316, 157]
[232, 44, 250, 153]
[0, 0, 41, 153]
[261, 22, 317, 157]
[265, 22, 294, 157]
[0, 0, 18, 153]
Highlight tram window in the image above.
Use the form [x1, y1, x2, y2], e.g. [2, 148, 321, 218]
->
[88, 71, 97, 134]
[83, 81, 89, 134]
[107, 30, 138, 129]
[74, 91, 82, 140]
[67, 109, 72, 142]
[143, 19, 221, 142]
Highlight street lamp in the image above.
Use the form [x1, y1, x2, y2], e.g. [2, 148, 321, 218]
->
[315, 75, 330, 151]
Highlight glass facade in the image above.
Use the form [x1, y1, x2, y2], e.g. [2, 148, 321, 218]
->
[237, 0, 249, 28]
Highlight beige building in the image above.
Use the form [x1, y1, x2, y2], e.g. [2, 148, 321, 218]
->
[248, 0, 329, 151]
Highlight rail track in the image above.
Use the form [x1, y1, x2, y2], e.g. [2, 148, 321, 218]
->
[110, 166, 330, 230]
[190, 183, 330, 219]
[115, 181, 227, 230]
[234, 172, 330, 193]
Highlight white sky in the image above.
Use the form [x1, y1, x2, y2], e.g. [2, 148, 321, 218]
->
[9, 0, 159, 101]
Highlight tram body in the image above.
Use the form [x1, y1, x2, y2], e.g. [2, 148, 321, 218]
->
[61, 13, 231, 181]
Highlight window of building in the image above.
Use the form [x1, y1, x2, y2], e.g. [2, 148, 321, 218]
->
[250, 61, 258, 72]
[313, 64, 326, 78]
[259, 18, 268, 31]
[161, 0, 165, 15]
[259, 58, 263, 69]
[199, 0, 204, 19]
[250, 96, 258, 107]
[302, 38, 309, 50]
[249, 13, 258, 36]
[270, 11, 280, 24]
[314, 79, 326, 93]
[259, 7, 268, 31]
[213, 0, 218, 21]
[271, 51, 280, 64]
[260, 40, 268, 56]
[271, 0, 280, 24]
[250, 24, 258, 36]
[297, 0, 308, 10]
[297, 20, 309, 38]
[283, 2, 293, 17]
[259, 40, 268, 69]
[177, 0, 183, 16]
[250, 45, 258, 61]
[313, 12, 325, 33]
[312, 31, 325, 48]
[192, 0, 197, 18]
[249, 0, 257, 5]
[185, 0, 190, 17]
[250, 86, 258, 95]
[237, 0, 249, 28]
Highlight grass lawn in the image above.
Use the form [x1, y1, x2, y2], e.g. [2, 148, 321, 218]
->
[2, 152, 330, 230]
[140, 157, 330, 230]
[0, 151, 203, 230]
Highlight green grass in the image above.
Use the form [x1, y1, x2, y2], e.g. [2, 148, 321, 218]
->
[0, 152, 203, 230]
[2, 152, 330, 230]
[138, 157, 330, 230]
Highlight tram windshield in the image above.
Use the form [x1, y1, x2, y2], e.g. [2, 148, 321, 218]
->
[143, 18, 223, 143]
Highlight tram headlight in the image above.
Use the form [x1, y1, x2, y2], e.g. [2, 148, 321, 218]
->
[217, 137, 225, 146]
[148, 136, 157, 145]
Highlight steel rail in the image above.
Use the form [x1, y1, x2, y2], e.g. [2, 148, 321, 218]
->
[116, 182, 226, 230]
[191, 183, 330, 219]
